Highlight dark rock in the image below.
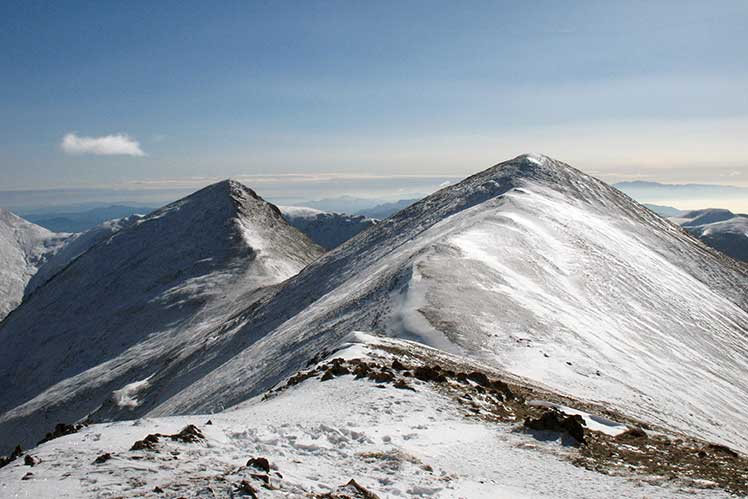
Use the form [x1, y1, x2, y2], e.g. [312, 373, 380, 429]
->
[353, 363, 370, 379]
[38, 423, 85, 445]
[413, 366, 447, 383]
[93, 453, 112, 464]
[21, 472, 33, 480]
[393, 379, 415, 391]
[130, 434, 160, 451]
[490, 379, 515, 400]
[236, 479, 259, 498]
[339, 479, 380, 499]
[455, 372, 469, 383]
[466, 371, 490, 386]
[615, 427, 648, 442]
[154, 486, 164, 493]
[169, 425, 204, 443]
[250, 473, 270, 484]
[524, 410, 586, 444]
[321, 363, 350, 381]
[391, 359, 406, 371]
[1, 444, 23, 468]
[23, 454, 39, 466]
[368, 370, 395, 383]
[286, 369, 318, 387]
[247, 456, 271, 473]
[706, 443, 739, 458]
[206, 420, 213, 425]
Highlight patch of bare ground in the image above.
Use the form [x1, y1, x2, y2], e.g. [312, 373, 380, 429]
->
[269, 340, 748, 496]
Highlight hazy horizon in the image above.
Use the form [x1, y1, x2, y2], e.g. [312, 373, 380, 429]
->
[2, 1, 747, 205]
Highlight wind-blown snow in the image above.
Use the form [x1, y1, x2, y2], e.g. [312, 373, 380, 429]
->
[0, 180, 323, 451]
[137, 154, 747, 454]
[0, 208, 68, 320]
[25, 214, 145, 296]
[1, 155, 747, 463]
[0, 335, 732, 498]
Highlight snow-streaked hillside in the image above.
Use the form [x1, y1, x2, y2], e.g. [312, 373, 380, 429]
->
[109, 154, 747, 455]
[0, 180, 323, 451]
[0, 208, 67, 320]
[25, 214, 145, 296]
[2, 154, 747, 466]
[670, 209, 748, 262]
[1, 333, 744, 498]
[281, 206, 377, 249]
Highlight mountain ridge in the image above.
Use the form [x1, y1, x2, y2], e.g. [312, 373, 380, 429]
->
[1, 155, 747, 458]
[71, 154, 747, 452]
[0, 179, 323, 450]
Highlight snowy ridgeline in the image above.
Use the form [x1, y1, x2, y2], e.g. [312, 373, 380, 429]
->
[1, 333, 744, 499]
[669, 209, 748, 262]
[280, 206, 378, 250]
[0, 209, 68, 321]
[0, 155, 747, 498]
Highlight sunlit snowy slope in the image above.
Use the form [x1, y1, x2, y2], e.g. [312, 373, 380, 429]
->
[0, 180, 323, 451]
[1, 334, 744, 498]
[2, 154, 747, 464]
[120, 154, 747, 454]
[25, 214, 145, 296]
[0, 209, 67, 320]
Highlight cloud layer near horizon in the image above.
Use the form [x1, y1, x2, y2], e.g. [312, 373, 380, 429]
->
[61, 132, 145, 156]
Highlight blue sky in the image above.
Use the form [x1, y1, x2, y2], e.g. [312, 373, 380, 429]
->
[1, 1, 747, 205]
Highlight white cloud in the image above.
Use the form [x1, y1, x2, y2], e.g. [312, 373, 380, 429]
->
[61, 132, 145, 156]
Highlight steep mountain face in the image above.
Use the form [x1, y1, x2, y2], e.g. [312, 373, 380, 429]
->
[26, 153, 741, 456]
[2, 156, 747, 461]
[0, 209, 67, 320]
[25, 214, 145, 296]
[0, 180, 323, 450]
[670, 209, 748, 262]
[281, 206, 377, 249]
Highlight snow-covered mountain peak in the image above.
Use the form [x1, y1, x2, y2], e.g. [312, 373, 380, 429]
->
[0, 180, 323, 451]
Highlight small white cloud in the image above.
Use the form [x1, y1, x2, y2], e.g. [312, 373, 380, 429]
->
[61, 132, 145, 156]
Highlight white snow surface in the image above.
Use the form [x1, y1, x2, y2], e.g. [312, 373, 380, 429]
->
[130, 155, 747, 453]
[1, 155, 747, 463]
[0, 180, 323, 451]
[0, 335, 732, 499]
[25, 214, 145, 296]
[0, 208, 68, 320]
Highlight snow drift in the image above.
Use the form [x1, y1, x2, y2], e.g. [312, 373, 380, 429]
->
[1, 155, 747, 461]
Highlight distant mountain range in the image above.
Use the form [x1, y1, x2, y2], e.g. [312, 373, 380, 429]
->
[22, 205, 154, 233]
